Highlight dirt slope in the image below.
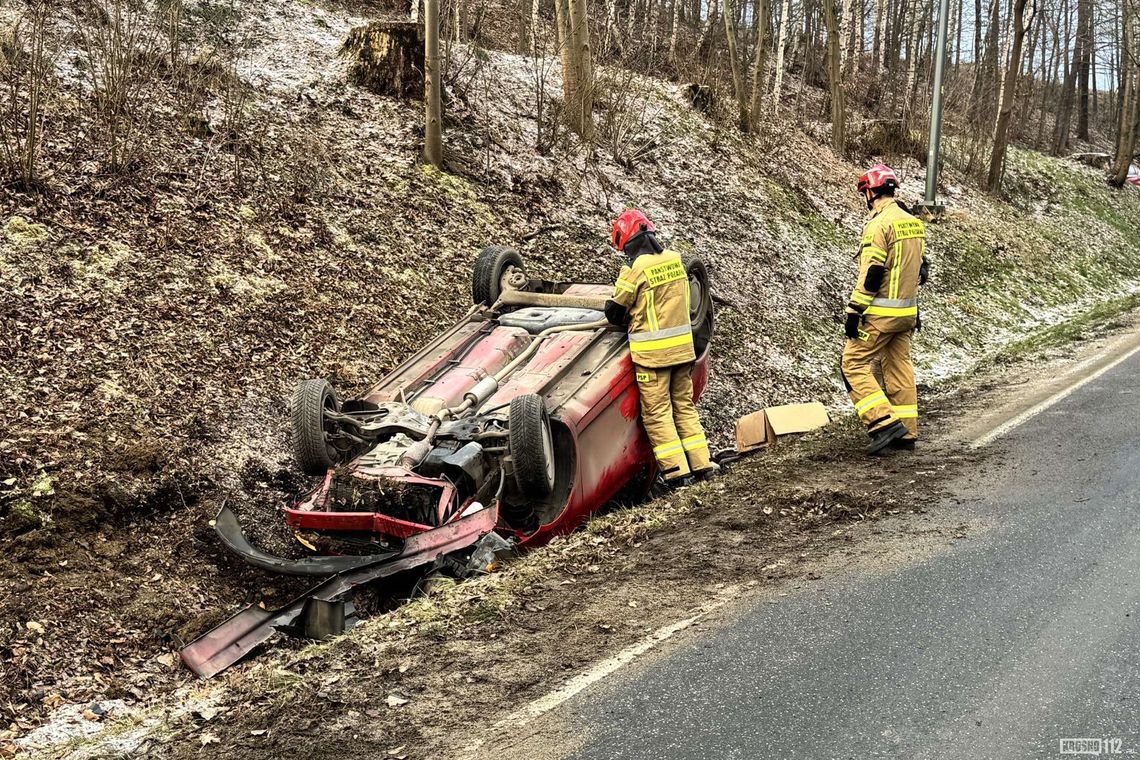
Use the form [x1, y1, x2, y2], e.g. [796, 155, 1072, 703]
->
[2, 0, 1140, 749]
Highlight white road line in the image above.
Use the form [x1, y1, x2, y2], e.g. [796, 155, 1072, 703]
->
[971, 342, 1140, 448]
[469, 586, 744, 749]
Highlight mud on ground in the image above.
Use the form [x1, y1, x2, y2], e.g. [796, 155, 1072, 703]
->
[42, 372, 1011, 760]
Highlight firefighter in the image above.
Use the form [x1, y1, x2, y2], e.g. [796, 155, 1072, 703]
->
[604, 209, 717, 484]
[841, 164, 929, 454]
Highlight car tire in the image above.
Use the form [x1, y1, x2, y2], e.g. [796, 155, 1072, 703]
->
[292, 379, 341, 476]
[472, 245, 525, 305]
[509, 393, 556, 499]
[682, 255, 712, 331]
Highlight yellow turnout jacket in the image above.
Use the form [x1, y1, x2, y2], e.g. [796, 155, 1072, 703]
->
[611, 250, 695, 368]
[846, 199, 925, 333]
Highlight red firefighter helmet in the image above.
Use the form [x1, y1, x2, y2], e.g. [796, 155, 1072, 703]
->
[857, 164, 899, 195]
[611, 209, 655, 251]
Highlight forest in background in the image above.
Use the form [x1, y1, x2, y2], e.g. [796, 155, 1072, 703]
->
[2, 0, 1139, 198]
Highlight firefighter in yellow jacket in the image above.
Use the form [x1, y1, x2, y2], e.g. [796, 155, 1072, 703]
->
[842, 164, 930, 454]
[604, 209, 717, 483]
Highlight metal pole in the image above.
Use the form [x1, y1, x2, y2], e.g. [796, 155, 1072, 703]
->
[922, 0, 951, 210]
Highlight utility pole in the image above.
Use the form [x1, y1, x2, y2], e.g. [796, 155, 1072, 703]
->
[919, 0, 951, 213]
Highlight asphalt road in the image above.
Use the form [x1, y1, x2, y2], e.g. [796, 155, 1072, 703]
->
[565, 351, 1140, 760]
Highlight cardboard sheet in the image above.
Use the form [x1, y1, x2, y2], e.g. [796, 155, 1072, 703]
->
[735, 402, 830, 452]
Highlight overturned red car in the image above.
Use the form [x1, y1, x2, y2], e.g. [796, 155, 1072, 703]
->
[181, 246, 713, 677]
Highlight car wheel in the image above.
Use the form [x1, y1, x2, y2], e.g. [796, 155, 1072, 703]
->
[292, 379, 342, 476]
[682, 255, 712, 331]
[472, 245, 525, 305]
[509, 393, 556, 499]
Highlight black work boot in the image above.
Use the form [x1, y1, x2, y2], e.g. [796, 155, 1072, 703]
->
[693, 462, 721, 481]
[889, 437, 916, 451]
[866, 421, 908, 454]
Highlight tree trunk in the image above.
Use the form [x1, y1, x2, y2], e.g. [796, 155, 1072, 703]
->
[972, 0, 983, 90]
[604, 0, 619, 56]
[874, 0, 886, 73]
[423, 0, 442, 167]
[723, 0, 752, 129]
[748, 0, 770, 124]
[903, 0, 925, 122]
[954, 0, 963, 66]
[531, 0, 542, 53]
[1110, 75, 1139, 185]
[554, 0, 579, 122]
[625, 0, 638, 50]
[563, 0, 595, 138]
[971, 0, 1000, 116]
[772, 0, 792, 105]
[1052, 0, 1077, 152]
[823, 0, 846, 152]
[850, 0, 863, 76]
[649, 0, 661, 66]
[669, 0, 682, 62]
[987, 0, 1032, 189]
[839, 0, 850, 72]
[1014, 3, 1042, 141]
[1076, 0, 1092, 140]
[1110, 0, 1138, 185]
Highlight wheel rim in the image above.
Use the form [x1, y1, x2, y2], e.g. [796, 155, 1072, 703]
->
[541, 418, 555, 489]
[322, 393, 339, 463]
[499, 265, 526, 300]
[689, 274, 708, 325]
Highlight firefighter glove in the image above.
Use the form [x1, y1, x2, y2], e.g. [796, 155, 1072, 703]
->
[915, 312, 922, 332]
[604, 299, 629, 326]
[845, 312, 862, 339]
[919, 256, 930, 286]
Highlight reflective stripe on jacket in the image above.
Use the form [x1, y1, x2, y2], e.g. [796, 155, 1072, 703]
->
[610, 250, 695, 368]
[847, 199, 925, 332]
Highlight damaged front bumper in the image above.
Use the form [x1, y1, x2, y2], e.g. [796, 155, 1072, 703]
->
[212, 503, 403, 577]
[180, 501, 500, 679]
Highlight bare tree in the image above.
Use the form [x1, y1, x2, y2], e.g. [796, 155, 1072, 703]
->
[723, 0, 751, 130]
[669, 0, 682, 62]
[1075, 0, 1093, 140]
[555, 0, 595, 138]
[1111, 0, 1139, 185]
[823, 0, 846, 152]
[72, 0, 163, 174]
[875, 0, 888, 74]
[0, 3, 55, 189]
[988, 0, 1034, 189]
[748, 0, 770, 124]
[772, 0, 792, 105]
[424, 0, 443, 166]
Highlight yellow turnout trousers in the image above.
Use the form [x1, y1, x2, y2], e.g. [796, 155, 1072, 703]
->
[635, 364, 711, 480]
[841, 325, 918, 439]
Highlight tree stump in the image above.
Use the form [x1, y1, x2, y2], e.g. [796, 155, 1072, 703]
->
[340, 21, 424, 99]
[683, 84, 714, 114]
